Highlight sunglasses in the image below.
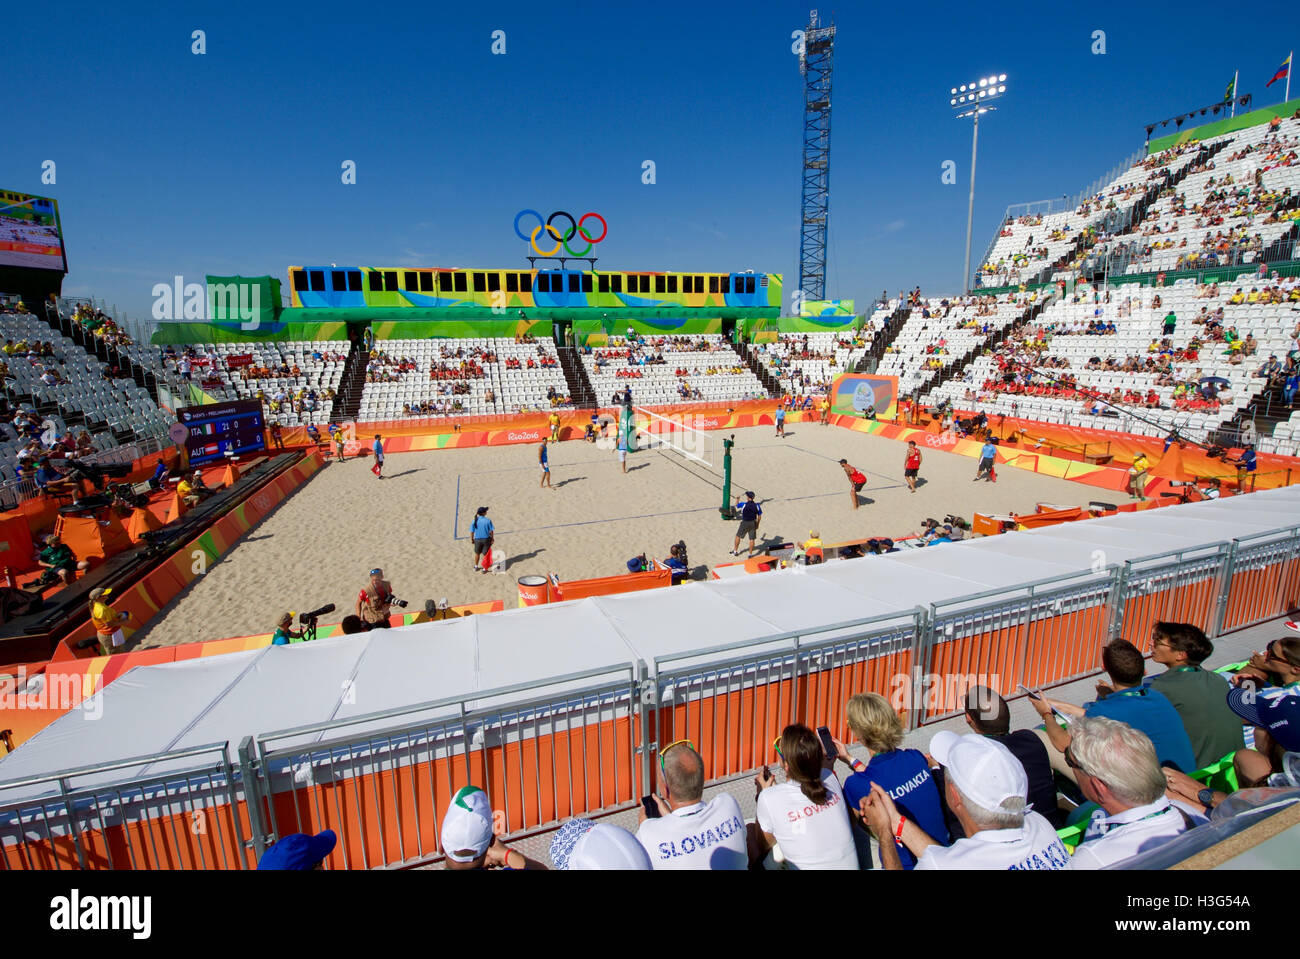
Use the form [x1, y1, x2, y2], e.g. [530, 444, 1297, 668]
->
[1265, 641, 1298, 668]
[658, 739, 694, 774]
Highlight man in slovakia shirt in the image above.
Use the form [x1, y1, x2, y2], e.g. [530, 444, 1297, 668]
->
[636, 741, 747, 870]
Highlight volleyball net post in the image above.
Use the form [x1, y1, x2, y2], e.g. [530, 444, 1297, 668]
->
[720, 434, 736, 519]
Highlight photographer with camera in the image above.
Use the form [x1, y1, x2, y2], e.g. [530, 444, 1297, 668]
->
[355, 567, 406, 629]
[271, 612, 305, 645]
[34, 534, 90, 588]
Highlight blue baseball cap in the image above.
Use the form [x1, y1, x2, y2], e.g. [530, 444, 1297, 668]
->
[1227, 687, 1300, 752]
[257, 829, 337, 870]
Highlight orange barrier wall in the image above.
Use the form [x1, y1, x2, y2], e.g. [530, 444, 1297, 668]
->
[553, 568, 671, 602]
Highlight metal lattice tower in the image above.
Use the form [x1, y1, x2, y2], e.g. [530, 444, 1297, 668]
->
[797, 10, 835, 304]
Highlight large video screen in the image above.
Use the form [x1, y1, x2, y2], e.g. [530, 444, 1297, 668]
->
[178, 399, 266, 466]
[0, 190, 66, 272]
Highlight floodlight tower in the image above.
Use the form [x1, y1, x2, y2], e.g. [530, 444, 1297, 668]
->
[797, 10, 836, 306]
[949, 74, 1008, 294]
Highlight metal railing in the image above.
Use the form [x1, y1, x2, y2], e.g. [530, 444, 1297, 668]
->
[4, 519, 1299, 869]
[0, 742, 248, 870]
[241, 661, 644, 869]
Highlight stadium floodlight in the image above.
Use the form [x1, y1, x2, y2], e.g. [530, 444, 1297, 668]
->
[949, 73, 1009, 294]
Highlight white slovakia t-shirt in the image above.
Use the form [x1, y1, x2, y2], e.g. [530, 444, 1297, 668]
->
[914, 810, 1070, 870]
[756, 769, 857, 870]
[636, 794, 748, 870]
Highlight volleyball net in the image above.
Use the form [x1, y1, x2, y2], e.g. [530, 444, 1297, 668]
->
[632, 407, 717, 469]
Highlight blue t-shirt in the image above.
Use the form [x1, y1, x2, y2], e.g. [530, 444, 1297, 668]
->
[739, 500, 762, 522]
[1084, 686, 1197, 773]
[372, 439, 384, 457]
[152, 461, 168, 481]
[775, 408, 785, 422]
[980, 442, 996, 461]
[470, 515, 494, 540]
[540, 444, 548, 464]
[843, 749, 949, 870]
[1239, 449, 1256, 472]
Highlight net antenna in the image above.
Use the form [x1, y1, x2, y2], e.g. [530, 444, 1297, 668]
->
[633, 406, 716, 469]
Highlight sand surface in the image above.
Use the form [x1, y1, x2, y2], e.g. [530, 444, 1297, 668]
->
[132, 424, 1112, 648]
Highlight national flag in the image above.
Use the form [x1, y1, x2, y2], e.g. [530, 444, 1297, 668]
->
[1266, 54, 1292, 87]
[1224, 76, 1236, 101]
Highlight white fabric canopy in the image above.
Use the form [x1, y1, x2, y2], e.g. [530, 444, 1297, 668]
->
[3, 485, 1298, 801]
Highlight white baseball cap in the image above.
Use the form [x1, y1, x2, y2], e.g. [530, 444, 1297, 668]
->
[549, 820, 651, 870]
[440, 786, 495, 862]
[930, 731, 1028, 812]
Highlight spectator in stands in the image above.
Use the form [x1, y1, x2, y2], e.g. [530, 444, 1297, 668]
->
[635, 741, 746, 869]
[550, 819, 651, 870]
[963, 686, 1065, 828]
[1229, 637, 1300, 785]
[1030, 639, 1197, 775]
[257, 829, 337, 870]
[1162, 310, 1177, 336]
[440, 786, 546, 870]
[1147, 622, 1245, 770]
[750, 723, 857, 869]
[1062, 716, 1191, 869]
[1226, 686, 1300, 788]
[858, 732, 1070, 870]
[839, 692, 948, 869]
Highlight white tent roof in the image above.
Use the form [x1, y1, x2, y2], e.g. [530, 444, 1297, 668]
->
[4, 485, 1299, 801]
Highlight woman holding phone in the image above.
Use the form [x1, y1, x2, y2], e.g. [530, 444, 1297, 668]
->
[750, 724, 857, 869]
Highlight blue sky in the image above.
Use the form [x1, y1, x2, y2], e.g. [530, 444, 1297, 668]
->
[6, 0, 1298, 321]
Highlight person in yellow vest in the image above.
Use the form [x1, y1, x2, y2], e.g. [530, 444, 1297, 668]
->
[548, 410, 561, 442]
[819, 397, 831, 426]
[1128, 452, 1150, 501]
[89, 587, 130, 656]
[801, 530, 824, 565]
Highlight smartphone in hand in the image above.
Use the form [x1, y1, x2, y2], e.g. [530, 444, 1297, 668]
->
[816, 725, 836, 758]
[641, 795, 661, 819]
[1016, 683, 1041, 700]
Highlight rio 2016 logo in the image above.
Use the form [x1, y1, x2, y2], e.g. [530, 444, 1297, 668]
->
[513, 210, 607, 257]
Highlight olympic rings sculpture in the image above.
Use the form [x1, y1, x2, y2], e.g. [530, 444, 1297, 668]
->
[513, 209, 608, 257]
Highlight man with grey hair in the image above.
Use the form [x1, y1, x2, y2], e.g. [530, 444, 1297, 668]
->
[1063, 715, 1192, 869]
[859, 731, 1069, 870]
[635, 740, 747, 870]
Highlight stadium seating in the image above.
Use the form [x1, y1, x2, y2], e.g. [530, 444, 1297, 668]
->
[752, 331, 869, 396]
[876, 293, 1031, 397]
[358, 338, 571, 419]
[1103, 121, 1299, 276]
[924, 278, 1299, 451]
[581, 334, 766, 406]
[146, 341, 345, 426]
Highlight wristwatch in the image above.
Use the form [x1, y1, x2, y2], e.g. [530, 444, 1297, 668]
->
[1197, 787, 1215, 811]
